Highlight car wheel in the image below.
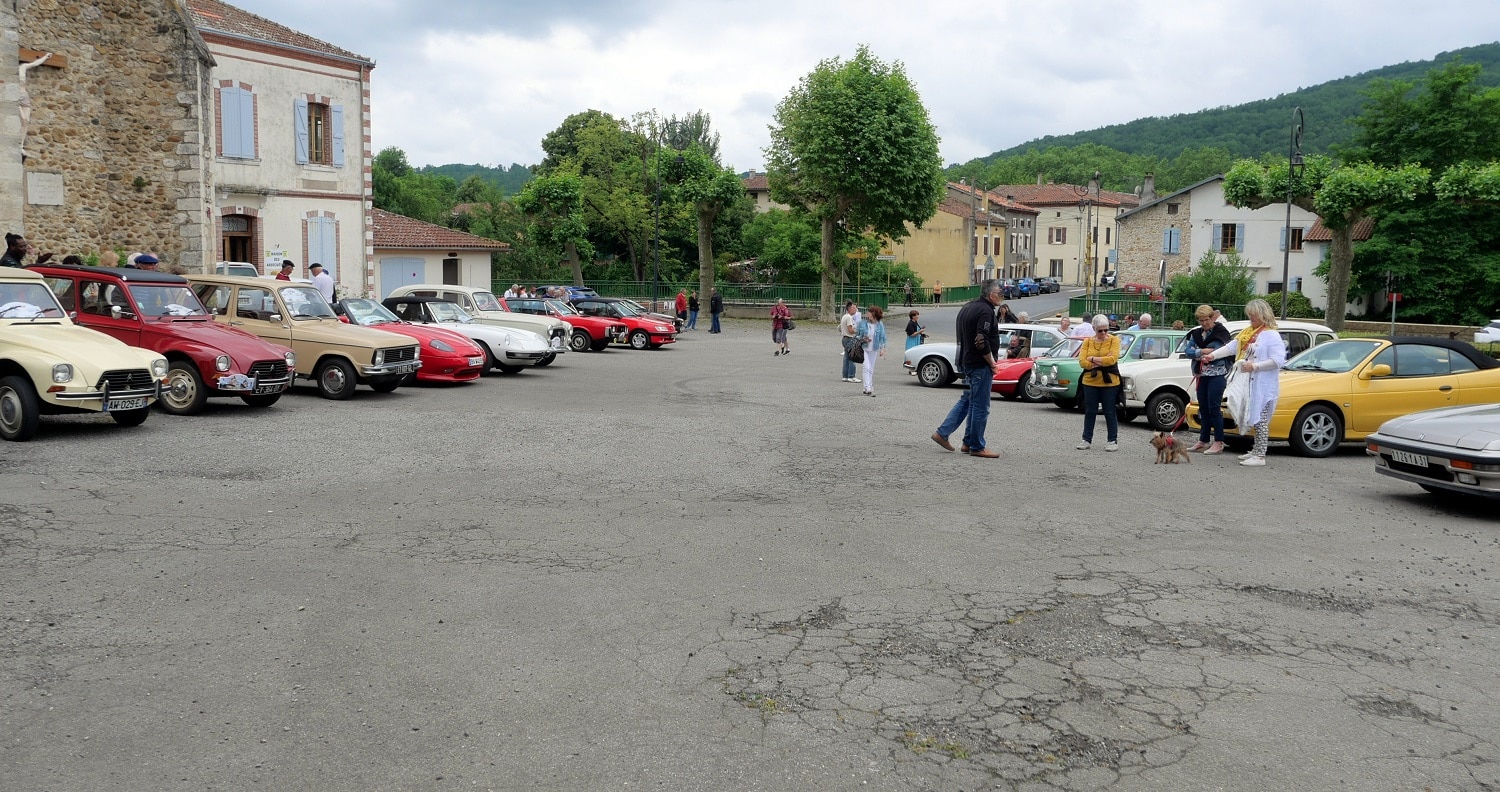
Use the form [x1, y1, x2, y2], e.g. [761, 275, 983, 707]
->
[1145, 391, 1186, 432]
[315, 358, 357, 400]
[0, 375, 41, 442]
[1052, 395, 1078, 411]
[494, 361, 523, 375]
[534, 353, 555, 367]
[916, 356, 952, 388]
[110, 406, 150, 427]
[1289, 404, 1342, 458]
[159, 361, 208, 416]
[1020, 371, 1046, 402]
[475, 341, 496, 374]
[240, 393, 281, 408]
[369, 379, 401, 393]
[629, 330, 650, 350]
[569, 330, 591, 352]
[590, 338, 611, 352]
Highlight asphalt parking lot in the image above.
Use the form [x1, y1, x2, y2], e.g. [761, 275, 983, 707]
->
[3, 314, 1497, 791]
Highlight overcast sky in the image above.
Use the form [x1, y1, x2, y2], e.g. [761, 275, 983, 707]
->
[232, 0, 1500, 173]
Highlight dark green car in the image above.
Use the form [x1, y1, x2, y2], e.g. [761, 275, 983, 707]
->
[1035, 329, 1187, 411]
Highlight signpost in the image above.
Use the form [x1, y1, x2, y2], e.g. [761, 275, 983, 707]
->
[846, 249, 868, 294]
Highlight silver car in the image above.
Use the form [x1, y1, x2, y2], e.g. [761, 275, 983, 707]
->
[903, 323, 1068, 388]
[1368, 404, 1500, 499]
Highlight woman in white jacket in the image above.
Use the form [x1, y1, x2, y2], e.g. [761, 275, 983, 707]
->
[1200, 299, 1286, 467]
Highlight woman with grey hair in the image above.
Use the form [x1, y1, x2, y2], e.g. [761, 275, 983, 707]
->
[1200, 298, 1286, 466]
[1075, 314, 1121, 451]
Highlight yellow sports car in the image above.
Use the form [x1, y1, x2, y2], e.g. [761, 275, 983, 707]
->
[1185, 337, 1500, 457]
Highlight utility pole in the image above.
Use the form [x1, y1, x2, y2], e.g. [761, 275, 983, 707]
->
[963, 177, 977, 283]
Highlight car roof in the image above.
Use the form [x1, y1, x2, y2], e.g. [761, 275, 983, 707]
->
[395, 284, 490, 294]
[1223, 319, 1334, 333]
[32, 263, 187, 284]
[1360, 335, 1500, 370]
[382, 295, 454, 305]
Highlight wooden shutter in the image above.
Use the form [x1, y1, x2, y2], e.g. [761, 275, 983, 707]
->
[307, 217, 337, 278]
[220, 88, 243, 158]
[1235, 223, 1246, 252]
[294, 97, 309, 165]
[1171, 228, 1181, 254]
[1212, 224, 1222, 252]
[331, 104, 345, 167]
[1162, 228, 1172, 253]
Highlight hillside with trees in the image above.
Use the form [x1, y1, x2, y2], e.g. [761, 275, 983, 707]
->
[417, 162, 533, 197]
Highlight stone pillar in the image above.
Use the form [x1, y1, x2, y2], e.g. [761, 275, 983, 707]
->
[0, 7, 24, 234]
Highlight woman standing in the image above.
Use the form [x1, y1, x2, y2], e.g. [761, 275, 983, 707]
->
[997, 303, 1018, 324]
[770, 298, 792, 356]
[1201, 299, 1286, 467]
[857, 306, 887, 396]
[1076, 314, 1121, 451]
[686, 290, 699, 330]
[904, 309, 926, 353]
[1185, 304, 1233, 454]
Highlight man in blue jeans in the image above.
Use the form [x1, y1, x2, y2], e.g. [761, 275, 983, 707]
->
[932, 279, 1002, 458]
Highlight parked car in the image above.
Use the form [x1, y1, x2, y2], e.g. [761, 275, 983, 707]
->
[903, 324, 1068, 388]
[997, 279, 1021, 299]
[1036, 277, 1062, 294]
[1185, 336, 1500, 457]
[35, 264, 295, 415]
[1475, 319, 1500, 344]
[989, 336, 1068, 402]
[499, 296, 627, 352]
[0, 267, 168, 440]
[534, 285, 599, 301]
[617, 298, 684, 332]
[189, 274, 420, 400]
[1035, 328, 1188, 411]
[568, 297, 679, 349]
[385, 284, 569, 365]
[1100, 270, 1118, 287]
[1368, 404, 1500, 499]
[1120, 283, 1156, 297]
[214, 262, 259, 278]
[1120, 320, 1336, 431]
[1016, 278, 1041, 297]
[381, 296, 554, 373]
[334, 298, 485, 384]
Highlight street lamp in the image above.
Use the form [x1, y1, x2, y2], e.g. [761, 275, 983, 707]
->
[1280, 106, 1305, 320]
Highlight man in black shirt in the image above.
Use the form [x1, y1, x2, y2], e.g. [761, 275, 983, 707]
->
[2, 233, 29, 268]
[709, 288, 724, 333]
[932, 278, 1003, 458]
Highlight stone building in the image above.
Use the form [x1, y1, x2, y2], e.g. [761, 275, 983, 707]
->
[3, 0, 217, 270]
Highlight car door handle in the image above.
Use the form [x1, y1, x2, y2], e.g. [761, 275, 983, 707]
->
[1439, 385, 1453, 392]
[228, 320, 242, 326]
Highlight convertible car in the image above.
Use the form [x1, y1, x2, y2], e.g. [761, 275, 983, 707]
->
[990, 337, 1081, 401]
[336, 298, 485, 384]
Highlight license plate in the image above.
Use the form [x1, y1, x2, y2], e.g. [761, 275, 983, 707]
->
[252, 383, 280, 394]
[106, 398, 146, 411]
[1390, 449, 1429, 467]
[468, 356, 484, 366]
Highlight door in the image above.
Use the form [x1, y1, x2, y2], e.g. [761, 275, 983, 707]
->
[70, 279, 143, 346]
[230, 285, 294, 350]
[379, 257, 425, 298]
[442, 258, 460, 285]
[1350, 344, 1458, 435]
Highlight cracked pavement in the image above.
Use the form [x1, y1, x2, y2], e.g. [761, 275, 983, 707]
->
[2, 314, 1497, 791]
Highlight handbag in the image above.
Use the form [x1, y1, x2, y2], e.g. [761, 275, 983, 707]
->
[785, 319, 796, 331]
[849, 343, 865, 364]
[1224, 366, 1252, 434]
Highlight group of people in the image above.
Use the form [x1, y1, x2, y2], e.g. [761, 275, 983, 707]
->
[4, 232, 170, 273]
[834, 300, 887, 396]
[674, 289, 723, 332]
[899, 280, 944, 307]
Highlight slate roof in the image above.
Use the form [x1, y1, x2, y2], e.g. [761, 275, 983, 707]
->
[185, 0, 373, 65]
[1304, 216, 1375, 242]
[372, 209, 510, 251]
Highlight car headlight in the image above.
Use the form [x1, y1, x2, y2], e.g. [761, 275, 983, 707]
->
[1123, 378, 1135, 397]
[373, 349, 385, 365]
[51, 363, 73, 383]
[655, 325, 671, 332]
[151, 358, 169, 378]
[215, 355, 232, 372]
[430, 338, 454, 352]
[284, 350, 297, 369]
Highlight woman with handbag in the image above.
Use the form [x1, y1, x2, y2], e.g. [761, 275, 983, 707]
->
[770, 298, 793, 356]
[1184, 304, 1233, 454]
[857, 306, 888, 396]
[1200, 298, 1287, 467]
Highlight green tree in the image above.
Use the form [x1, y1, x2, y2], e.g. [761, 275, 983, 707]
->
[667, 146, 747, 322]
[1168, 249, 1256, 307]
[765, 45, 944, 318]
[372, 146, 456, 225]
[742, 208, 823, 283]
[513, 174, 594, 286]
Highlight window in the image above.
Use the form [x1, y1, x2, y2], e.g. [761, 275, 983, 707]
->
[1050, 259, 1063, 277]
[222, 214, 254, 264]
[1162, 227, 1181, 254]
[1166, 203, 1180, 215]
[1267, 281, 1284, 294]
[1281, 331, 1313, 358]
[235, 287, 277, 321]
[44, 277, 76, 313]
[294, 98, 345, 166]
[195, 285, 232, 315]
[1104, 227, 1110, 245]
[1213, 223, 1244, 253]
[219, 85, 256, 159]
[1049, 227, 1067, 244]
[1280, 227, 1305, 251]
[305, 216, 337, 278]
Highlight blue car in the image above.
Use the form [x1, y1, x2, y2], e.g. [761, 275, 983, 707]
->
[1016, 278, 1040, 296]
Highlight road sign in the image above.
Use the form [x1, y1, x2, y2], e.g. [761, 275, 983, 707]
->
[1390, 292, 1402, 302]
[845, 250, 869, 260]
[876, 255, 895, 261]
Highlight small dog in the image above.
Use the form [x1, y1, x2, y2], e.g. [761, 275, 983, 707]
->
[1150, 432, 1192, 464]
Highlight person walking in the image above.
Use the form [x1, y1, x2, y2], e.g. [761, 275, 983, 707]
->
[770, 298, 793, 356]
[856, 306, 887, 396]
[838, 301, 860, 381]
[1076, 314, 1121, 452]
[1201, 298, 1286, 467]
[931, 279, 1003, 458]
[709, 288, 723, 333]
[674, 289, 688, 326]
[1184, 304, 1233, 454]
[686, 290, 699, 330]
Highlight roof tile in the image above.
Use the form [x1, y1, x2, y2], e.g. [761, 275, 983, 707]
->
[372, 208, 510, 251]
[185, 0, 372, 64]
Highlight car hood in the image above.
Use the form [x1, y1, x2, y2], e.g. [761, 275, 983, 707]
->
[2, 322, 160, 375]
[436, 320, 551, 352]
[144, 317, 290, 358]
[472, 309, 565, 333]
[1375, 403, 1500, 450]
[358, 322, 482, 355]
[296, 318, 418, 349]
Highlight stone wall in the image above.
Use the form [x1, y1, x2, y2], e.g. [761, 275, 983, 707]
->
[0, 3, 23, 233]
[14, 0, 214, 269]
[1116, 202, 1192, 288]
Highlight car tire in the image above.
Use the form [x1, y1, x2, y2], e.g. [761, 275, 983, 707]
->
[1289, 404, 1342, 458]
[110, 406, 150, 427]
[1052, 395, 1078, 411]
[0, 375, 41, 442]
[240, 393, 281, 408]
[629, 330, 650, 350]
[369, 379, 401, 393]
[590, 338, 611, 352]
[535, 353, 555, 367]
[1019, 371, 1046, 402]
[569, 330, 591, 352]
[475, 341, 496, 374]
[916, 356, 952, 388]
[159, 361, 208, 416]
[315, 358, 357, 400]
[1145, 391, 1186, 432]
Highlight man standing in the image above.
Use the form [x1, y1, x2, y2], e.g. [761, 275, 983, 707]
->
[1068, 313, 1094, 338]
[903, 280, 913, 307]
[932, 280, 942, 304]
[133, 254, 160, 271]
[2, 233, 28, 268]
[309, 262, 335, 302]
[1127, 312, 1152, 331]
[932, 279, 1003, 458]
[709, 288, 723, 333]
[686, 290, 699, 330]
[275, 260, 295, 281]
[839, 300, 860, 382]
[674, 288, 688, 326]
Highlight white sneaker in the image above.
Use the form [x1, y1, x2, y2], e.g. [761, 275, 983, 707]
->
[1104, 442, 1119, 452]
[1076, 441, 1091, 450]
[1239, 455, 1266, 467]
[1238, 452, 1254, 461]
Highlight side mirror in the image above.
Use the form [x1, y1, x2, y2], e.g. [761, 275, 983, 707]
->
[269, 313, 283, 323]
[1367, 363, 1392, 379]
[338, 315, 349, 323]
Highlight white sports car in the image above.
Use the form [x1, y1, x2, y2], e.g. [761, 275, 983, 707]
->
[1475, 319, 1500, 344]
[903, 323, 1068, 387]
[382, 296, 553, 374]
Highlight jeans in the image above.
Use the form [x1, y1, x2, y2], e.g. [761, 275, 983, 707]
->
[841, 337, 857, 379]
[686, 310, 698, 329]
[937, 365, 994, 451]
[1081, 383, 1119, 444]
[710, 312, 721, 333]
[1196, 374, 1227, 442]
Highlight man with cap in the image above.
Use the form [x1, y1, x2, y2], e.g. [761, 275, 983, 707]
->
[275, 260, 295, 281]
[309, 262, 335, 302]
[133, 254, 160, 271]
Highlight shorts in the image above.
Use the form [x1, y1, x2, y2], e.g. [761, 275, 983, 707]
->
[772, 328, 788, 343]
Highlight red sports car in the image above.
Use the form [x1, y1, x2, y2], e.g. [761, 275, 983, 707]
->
[336, 298, 485, 383]
[568, 297, 678, 349]
[991, 337, 1081, 402]
[498, 296, 627, 352]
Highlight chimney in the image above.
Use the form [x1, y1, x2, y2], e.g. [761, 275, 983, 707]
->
[1141, 173, 1156, 203]
[1087, 170, 1100, 198]
[1036, 172, 1044, 186]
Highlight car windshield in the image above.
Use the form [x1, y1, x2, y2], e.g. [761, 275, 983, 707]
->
[1043, 338, 1084, 358]
[342, 298, 402, 325]
[428, 301, 474, 323]
[613, 301, 643, 317]
[1116, 333, 1138, 356]
[0, 282, 66, 318]
[1284, 339, 1382, 373]
[127, 284, 207, 317]
[546, 299, 579, 316]
[472, 292, 502, 311]
[280, 286, 337, 318]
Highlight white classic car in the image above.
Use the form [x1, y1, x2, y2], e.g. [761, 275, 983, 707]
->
[1368, 403, 1500, 499]
[903, 323, 1068, 387]
[386, 283, 569, 363]
[1118, 319, 1337, 431]
[382, 296, 553, 373]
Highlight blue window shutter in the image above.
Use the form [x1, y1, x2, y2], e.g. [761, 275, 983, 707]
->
[1162, 228, 1171, 253]
[1172, 228, 1181, 254]
[331, 104, 345, 167]
[220, 88, 243, 158]
[294, 98, 309, 164]
[1235, 223, 1246, 251]
[238, 89, 255, 158]
[1212, 224, 1222, 252]
[1279, 227, 1288, 251]
[314, 217, 338, 279]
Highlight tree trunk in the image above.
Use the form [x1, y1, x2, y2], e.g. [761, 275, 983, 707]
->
[1324, 224, 1355, 331]
[697, 207, 715, 322]
[565, 242, 583, 286]
[624, 235, 642, 281]
[820, 216, 836, 321]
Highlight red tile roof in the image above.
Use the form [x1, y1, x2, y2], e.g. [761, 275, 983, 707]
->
[372, 209, 510, 251]
[742, 173, 770, 191]
[185, 0, 372, 65]
[1304, 216, 1375, 242]
[947, 181, 1041, 215]
[991, 183, 1130, 208]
